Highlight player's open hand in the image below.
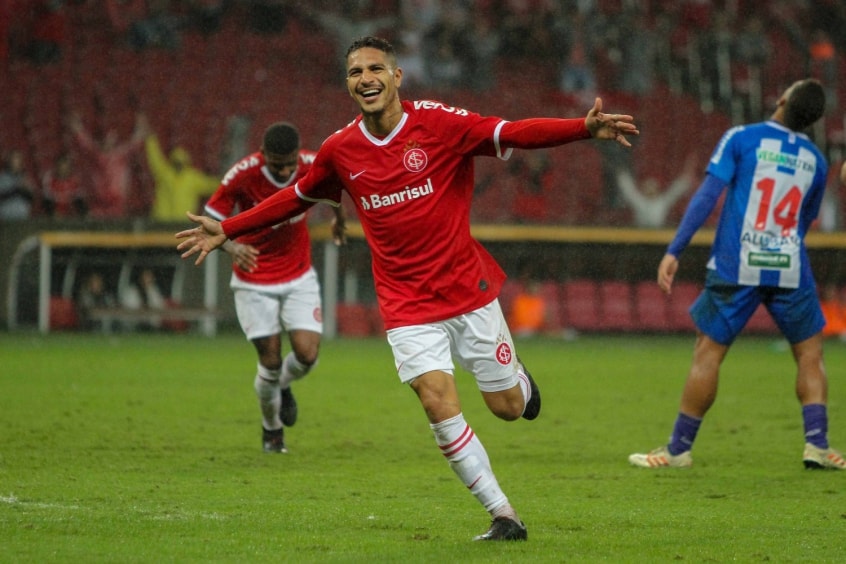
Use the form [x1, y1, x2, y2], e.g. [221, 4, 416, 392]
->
[657, 253, 679, 294]
[585, 97, 639, 147]
[175, 212, 228, 266]
[226, 241, 259, 272]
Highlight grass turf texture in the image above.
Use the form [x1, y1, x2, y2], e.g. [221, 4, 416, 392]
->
[1, 332, 844, 563]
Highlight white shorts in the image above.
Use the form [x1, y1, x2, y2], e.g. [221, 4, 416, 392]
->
[386, 299, 520, 392]
[232, 268, 323, 341]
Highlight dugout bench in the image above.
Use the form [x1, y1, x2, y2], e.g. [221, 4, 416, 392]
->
[7, 225, 846, 338]
[7, 231, 220, 336]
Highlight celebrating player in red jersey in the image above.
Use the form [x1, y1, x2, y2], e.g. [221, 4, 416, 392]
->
[204, 122, 346, 454]
[178, 36, 638, 541]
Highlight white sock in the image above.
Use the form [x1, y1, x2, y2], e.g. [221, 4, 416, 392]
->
[430, 413, 509, 513]
[254, 363, 282, 430]
[278, 352, 314, 390]
[517, 369, 532, 415]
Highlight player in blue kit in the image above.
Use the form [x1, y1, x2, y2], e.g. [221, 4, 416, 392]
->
[629, 78, 845, 470]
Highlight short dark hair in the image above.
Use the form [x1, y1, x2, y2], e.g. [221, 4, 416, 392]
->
[345, 36, 397, 67]
[262, 122, 299, 155]
[783, 79, 826, 131]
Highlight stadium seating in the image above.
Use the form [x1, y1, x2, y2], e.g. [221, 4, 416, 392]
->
[634, 281, 671, 331]
[599, 281, 635, 331]
[666, 282, 701, 331]
[561, 279, 602, 332]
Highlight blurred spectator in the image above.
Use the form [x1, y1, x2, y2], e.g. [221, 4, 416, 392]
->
[465, 10, 500, 92]
[0, 149, 36, 221]
[618, 8, 657, 96]
[554, 10, 597, 102]
[697, 9, 731, 112]
[818, 160, 844, 232]
[41, 151, 86, 217]
[507, 260, 550, 338]
[186, 0, 225, 35]
[27, 0, 67, 64]
[732, 15, 770, 120]
[120, 268, 166, 330]
[508, 151, 554, 224]
[733, 16, 770, 79]
[615, 154, 698, 229]
[77, 271, 117, 331]
[807, 30, 837, 108]
[245, 0, 288, 34]
[399, 0, 440, 30]
[508, 279, 549, 338]
[69, 111, 149, 218]
[293, 2, 395, 76]
[145, 127, 219, 222]
[106, 0, 181, 51]
[422, 4, 472, 90]
[498, 0, 557, 60]
[820, 284, 846, 341]
[217, 114, 253, 172]
[394, 15, 428, 89]
[105, 0, 146, 38]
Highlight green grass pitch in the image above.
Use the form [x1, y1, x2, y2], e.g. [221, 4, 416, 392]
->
[1, 331, 844, 562]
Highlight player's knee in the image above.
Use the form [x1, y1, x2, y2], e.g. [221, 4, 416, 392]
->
[293, 347, 319, 367]
[260, 358, 282, 371]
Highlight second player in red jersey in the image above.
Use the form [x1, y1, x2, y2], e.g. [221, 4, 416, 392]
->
[205, 122, 345, 454]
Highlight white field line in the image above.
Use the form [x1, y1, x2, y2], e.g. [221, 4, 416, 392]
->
[1, 494, 225, 520]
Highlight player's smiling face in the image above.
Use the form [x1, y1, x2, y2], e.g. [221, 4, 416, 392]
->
[346, 47, 402, 116]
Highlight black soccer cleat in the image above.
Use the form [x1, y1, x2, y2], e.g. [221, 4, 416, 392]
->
[279, 386, 298, 427]
[262, 427, 288, 453]
[473, 517, 528, 541]
[518, 358, 541, 420]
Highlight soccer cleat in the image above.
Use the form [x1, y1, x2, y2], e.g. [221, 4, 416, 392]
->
[803, 443, 846, 470]
[279, 386, 298, 427]
[473, 517, 528, 541]
[628, 445, 692, 468]
[518, 358, 541, 420]
[262, 427, 288, 454]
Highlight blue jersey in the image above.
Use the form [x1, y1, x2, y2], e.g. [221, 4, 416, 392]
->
[706, 120, 827, 289]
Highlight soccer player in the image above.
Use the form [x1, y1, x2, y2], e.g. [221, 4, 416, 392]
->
[629, 78, 845, 470]
[177, 36, 638, 540]
[204, 122, 346, 454]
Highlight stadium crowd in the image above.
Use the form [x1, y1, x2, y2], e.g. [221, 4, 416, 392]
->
[1, 0, 845, 228]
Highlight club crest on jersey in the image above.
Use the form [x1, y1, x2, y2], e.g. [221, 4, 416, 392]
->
[495, 342, 513, 366]
[403, 148, 428, 173]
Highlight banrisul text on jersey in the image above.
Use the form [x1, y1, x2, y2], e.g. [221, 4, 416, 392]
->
[360, 178, 434, 211]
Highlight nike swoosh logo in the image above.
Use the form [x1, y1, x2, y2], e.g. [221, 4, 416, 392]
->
[349, 170, 366, 180]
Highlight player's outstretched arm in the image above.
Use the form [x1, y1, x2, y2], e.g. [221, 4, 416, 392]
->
[657, 253, 679, 294]
[175, 212, 228, 266]
[585, 97, 639, 147]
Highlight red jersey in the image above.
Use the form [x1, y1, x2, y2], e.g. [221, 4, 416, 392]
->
[223, 99, 589, 329]
[41, 170, 83, 216]
[206, 150, 315, 285]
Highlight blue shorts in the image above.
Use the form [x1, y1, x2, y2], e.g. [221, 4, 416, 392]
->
[690, 270, 825, 346]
